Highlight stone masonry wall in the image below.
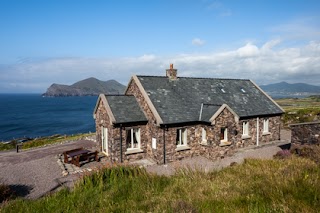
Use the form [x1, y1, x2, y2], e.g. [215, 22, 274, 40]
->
[111, 125, 148, 163]
[290, 121, 320, 145]
[161, 109, 282, 163]
[126, 79, 164, 164]
[240, 116, 281, 146]
[95, 99, 114, 161]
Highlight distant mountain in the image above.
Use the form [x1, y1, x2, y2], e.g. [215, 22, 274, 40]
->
[42, 77, 125, 97]
[260, 81, 320, 98]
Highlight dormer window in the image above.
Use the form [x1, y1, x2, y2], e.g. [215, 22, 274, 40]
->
[241, 88, 246, 93]
[221, 88, 226, 93]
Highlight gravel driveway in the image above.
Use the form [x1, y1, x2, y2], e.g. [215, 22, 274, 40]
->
[0, 140, 97, 199]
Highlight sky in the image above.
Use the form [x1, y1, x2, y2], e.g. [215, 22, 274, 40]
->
[0, 0, 320, 93]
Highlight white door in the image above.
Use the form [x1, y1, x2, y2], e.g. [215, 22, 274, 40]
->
[101, 127, 108, 155]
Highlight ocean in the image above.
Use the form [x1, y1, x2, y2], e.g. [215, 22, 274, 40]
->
[0, 94, 97, 142]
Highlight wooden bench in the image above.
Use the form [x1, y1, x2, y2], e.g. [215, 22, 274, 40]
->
[63, 148, 99, 167]
[63, 147, 84, 163]
[80, 151, 99, 164]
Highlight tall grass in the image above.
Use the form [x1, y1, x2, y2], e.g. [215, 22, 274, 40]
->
[1, 157, 320, 212]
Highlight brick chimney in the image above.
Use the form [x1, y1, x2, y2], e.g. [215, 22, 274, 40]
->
[166, 64, 177, 80]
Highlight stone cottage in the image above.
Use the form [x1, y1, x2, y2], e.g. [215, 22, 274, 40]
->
[93, 64, 284, 164]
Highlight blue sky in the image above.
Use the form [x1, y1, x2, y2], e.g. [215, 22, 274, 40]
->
[0, 0, 320, 93]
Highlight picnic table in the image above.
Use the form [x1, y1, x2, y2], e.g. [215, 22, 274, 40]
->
[63, 147, 99, 167]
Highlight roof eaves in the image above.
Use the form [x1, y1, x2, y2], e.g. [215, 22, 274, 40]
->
[249, 79, 285, 113]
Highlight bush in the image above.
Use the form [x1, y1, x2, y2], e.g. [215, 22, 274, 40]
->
[0, 183, 14, 203]
[274, 149, 291, 159]
[291, 144, 320, 164]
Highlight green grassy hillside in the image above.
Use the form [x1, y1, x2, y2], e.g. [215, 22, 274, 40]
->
[1, 157, 320, 212]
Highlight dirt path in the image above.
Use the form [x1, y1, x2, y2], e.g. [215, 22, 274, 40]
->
[0, 140, 97, 199]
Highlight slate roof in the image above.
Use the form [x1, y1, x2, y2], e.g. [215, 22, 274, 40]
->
[137, 76, 284, 124]
[105, 95, 147, 124]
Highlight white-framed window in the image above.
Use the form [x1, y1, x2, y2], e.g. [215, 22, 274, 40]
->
[176, 128, 187, 146]
[220, 127, 228, 142]
[126, 128, 140, 150]
[201, 127, 207, 144]
[242, 121, 249, 136]
[263, 119, 269, 133]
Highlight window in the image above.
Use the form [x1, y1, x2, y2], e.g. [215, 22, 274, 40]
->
[126, 128, 140, 150]
[242, 121, 249, 136]
[176, 128, 187, 146]
[263, 119, 269, 133]
[220, 127, 228, 142]
[201, 128, 207, 144]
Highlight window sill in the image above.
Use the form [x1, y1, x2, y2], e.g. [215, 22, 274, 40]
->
[262, 132, 271, 136]
[175, 145, 190, 151]
[125, 148, 143, 155]
[219, 141, 232, 147]
[200, 141, 208, 146]
[241, 135, 251, 139]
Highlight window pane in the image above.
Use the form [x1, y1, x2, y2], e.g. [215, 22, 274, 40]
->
[126, 130, 131, 149]
[182, 129, 187, 145]
[202, 128, 206, 141]
[176, 129, 180, 145]
[220, 128, 225, 140]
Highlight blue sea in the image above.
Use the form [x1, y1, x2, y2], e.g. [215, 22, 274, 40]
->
[0, 94, 97, 142]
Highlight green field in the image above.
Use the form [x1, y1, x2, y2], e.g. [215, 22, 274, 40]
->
[276, 96, 320, 126]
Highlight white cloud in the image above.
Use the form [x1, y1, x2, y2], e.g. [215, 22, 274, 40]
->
[192, 38, 206, 46]
[1, 39, 320, 93]
[237, 43, 259, 57]
[269, 17, 320, 40]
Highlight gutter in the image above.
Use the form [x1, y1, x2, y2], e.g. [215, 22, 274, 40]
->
[256, 117, 259, 146]
[163, 125, 167, 165]
[120, 124, 123, 163]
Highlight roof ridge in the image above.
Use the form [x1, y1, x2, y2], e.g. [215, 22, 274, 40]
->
[137, 75, 250, 81]
[104, 94, 134, 97]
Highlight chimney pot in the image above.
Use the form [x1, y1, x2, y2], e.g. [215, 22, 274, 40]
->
[166, 64, 177, 80]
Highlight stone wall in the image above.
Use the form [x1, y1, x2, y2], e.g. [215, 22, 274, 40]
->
[111, 125, 148, 163]
[126, 79, 164, 164]
[94, 98, 114, 160]
[290, 121, 320, 145]
[240, 116, 281, 146]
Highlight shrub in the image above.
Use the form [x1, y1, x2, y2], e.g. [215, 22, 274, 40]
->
[291, 144, 320, 164]
[274, 149, 291, 159]
[0, 183, 14, 203]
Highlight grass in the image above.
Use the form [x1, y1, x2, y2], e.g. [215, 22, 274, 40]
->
[275, 97, 320, 127]
[1, 157, 320, 212]
[0, 133, 95, 151]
